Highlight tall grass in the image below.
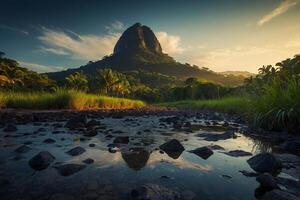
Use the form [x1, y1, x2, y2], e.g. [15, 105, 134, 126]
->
[0, 89, 145, 110]
[251, 77, 300, 132]
[159, 96, 250, 114]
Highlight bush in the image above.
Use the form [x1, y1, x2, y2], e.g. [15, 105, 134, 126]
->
[251, 77, 300, 132]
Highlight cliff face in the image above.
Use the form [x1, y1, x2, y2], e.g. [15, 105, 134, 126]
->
[113, 23, 162, 55]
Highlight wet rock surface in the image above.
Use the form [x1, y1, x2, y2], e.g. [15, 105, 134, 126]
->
[29, 151, 55, 170]
[189, 146, 213, 160]
[247, 153, 282, 173]
[66, 146, 86, 156]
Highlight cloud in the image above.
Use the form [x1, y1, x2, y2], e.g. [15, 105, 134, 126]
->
[181, 43, 298, 73]
[19, 61, 65, 73]
[105, 20, 124, 34]
[156, 32, 184, 54]
[0, 25, 29, 35]
[38, 27, 120, 60]
[286, 36, 300, 47]
[258, 0, 300, 26]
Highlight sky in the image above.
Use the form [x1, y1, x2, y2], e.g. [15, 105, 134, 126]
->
[0, 0, 300, 73]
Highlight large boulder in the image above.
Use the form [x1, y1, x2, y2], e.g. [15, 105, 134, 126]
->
[159, 139, 185, 159]
[189, 146, 213, 160]
[247, 153, 282, 173]
[29, 151, 55, 170]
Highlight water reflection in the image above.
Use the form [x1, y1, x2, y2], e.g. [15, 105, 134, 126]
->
[121, 148, 150, 170]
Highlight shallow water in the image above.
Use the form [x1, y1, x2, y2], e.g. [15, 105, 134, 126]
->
[0, 115, 271, 200]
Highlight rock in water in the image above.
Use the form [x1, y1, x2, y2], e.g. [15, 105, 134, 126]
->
[247, 153, 282, 173]
[261, 189, 299, 200]
[113, 136, 129, 144]
[65, 115, 87, 129]
[66, 146, 86, 156]
[159, 139, 185, 159]
[15, 145, 31, 153]
[224, 150, 252, 157]
[131, 183, 184, 200]
[29, 151, 55, 170]
[256, 173, 278, 190]
[82, 158, 94, 164]
[55, 164, 86, 176]
[43, 138, 56, 144]
[190, 146, 213, 160]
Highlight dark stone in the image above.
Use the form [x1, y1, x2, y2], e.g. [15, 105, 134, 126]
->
[15, 145, 31, 153]
[29, 151, 55, 170]
[86, 119, 101, 127]
[43, 138, 56, 144]
[82, 158, 94, 164]
[3, 124, 17, 132]
[190, 146, 213, 160]
[222, 175, 232, 179]
[247, 153, 282, 173]
[208, 144, 225, 150]
[131, 183, 183, 200]
[159, 139, 185, 159]
[224, 150, 252, 157]
[89, 143, 96, 147]
[65, 115, 87, 129]
[55, 164, 86, 176]
[256, 173, 278, 190]
[66, 146, 86, 156]
[113, 136, 129, 144]
[84, 129, 98, 137]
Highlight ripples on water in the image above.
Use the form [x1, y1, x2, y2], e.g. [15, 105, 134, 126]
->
[0, 115, 271, 200]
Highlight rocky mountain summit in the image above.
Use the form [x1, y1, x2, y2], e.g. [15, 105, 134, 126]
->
[114, 23, 162, 55]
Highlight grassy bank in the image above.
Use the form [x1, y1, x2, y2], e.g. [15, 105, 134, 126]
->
[0, 90, 145, 110]
[159, 97, 250, 114]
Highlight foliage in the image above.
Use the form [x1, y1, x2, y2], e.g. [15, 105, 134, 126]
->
[0, 89, 145, 110]
[0, 56, 55, 90]
[65, 72, 88, 91]
[170, 77, 232, 100]
[244, 55, 300, 132]
[95, 68, 130, 96]
[159, 97, 249, 114]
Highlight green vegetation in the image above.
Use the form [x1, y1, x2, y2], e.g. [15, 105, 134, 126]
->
[0, 89, 144, 110]
[1, 50, 299, 132]
[159, 96, 250, 114]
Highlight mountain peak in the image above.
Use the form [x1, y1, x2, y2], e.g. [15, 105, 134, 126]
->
[113, 23, 162, 55]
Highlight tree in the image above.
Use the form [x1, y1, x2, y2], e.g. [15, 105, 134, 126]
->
[96, 68, 130, 96]
[65, 72, 88, 91]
